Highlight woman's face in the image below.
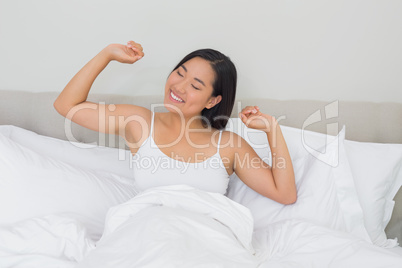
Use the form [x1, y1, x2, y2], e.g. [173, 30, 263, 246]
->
[164, 57, 221, 118]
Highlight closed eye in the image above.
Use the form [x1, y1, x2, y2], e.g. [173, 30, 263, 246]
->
[177, 68, 200, 90]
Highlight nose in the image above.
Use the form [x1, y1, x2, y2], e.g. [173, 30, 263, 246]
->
[174, 79, 187, 94]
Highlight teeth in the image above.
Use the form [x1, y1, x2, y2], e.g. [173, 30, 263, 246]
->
[170, 91, 184, 102]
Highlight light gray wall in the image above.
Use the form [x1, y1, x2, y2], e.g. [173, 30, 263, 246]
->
[0, 0, 401, 103]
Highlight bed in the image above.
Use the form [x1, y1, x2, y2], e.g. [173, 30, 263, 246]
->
[0, 89, 401, 267]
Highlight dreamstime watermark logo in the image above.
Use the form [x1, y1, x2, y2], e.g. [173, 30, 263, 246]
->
[62, 100, 340, 168]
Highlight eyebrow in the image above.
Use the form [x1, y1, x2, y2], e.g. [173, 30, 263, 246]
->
[180, 65, 206, 87]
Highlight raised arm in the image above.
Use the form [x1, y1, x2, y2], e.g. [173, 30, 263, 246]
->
[233, 106, 297, 205]
[54, 41, 147, 140]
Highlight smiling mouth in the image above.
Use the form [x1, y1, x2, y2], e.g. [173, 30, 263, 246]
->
[170, 90, 185, 103]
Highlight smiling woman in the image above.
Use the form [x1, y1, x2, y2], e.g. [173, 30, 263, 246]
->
[53, 40, 296, 205]
[165, 49, 237, 130]
[164, 57, 220, 117]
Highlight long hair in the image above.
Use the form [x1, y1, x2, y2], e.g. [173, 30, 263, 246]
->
[171, 49, 237, 130]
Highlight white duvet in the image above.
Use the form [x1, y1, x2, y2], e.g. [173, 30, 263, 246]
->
[1, 185, 401, 268]
[1, 125, 402, 267]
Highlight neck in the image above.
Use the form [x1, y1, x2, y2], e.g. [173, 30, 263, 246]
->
[166, 112, 207, 131]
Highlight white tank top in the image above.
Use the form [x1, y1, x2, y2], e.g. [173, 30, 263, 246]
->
[132, 112, 230, 194]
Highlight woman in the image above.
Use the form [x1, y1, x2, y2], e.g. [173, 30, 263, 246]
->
[54, 41, 297, 205]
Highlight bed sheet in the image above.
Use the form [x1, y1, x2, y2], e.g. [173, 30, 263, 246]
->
[2, 186, 402, 268]
[388, 246, 402, 256]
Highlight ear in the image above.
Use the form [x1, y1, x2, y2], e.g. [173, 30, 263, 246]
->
[205, 95, 222, 109]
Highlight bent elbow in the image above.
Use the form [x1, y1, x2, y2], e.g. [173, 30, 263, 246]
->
[53, 100, 61, 113]
[286, 195, 297, 205]
[53, 97, 75, 118]
[53, 100, 66, 117]
[281, 192, 297, 205]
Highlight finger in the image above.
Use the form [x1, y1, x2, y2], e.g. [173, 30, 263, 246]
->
[126, 42, 135, 49]
[134, 43, 143, 50]
[137, 50, 145, 58]
[241, 106, 254, 113]
[126, 44, 138, 56]
[129, 42, 140, 50]
[242, 106, 254, 111]
[238, 112, 247, 124]
[245, 106, 258, 113]
[128, 46, 139, 54]
[127, 41, 143, 51]
[128, 42, 143, 51]
[126, 44, 138, 50]
[240, 110, 252, 118]
[129, 45, 144, 58]
[127, 40, 141, 47]
[240, 110, 258, 122]
[254, 109, 263, 116]
[241, 106, 258, 115]
[125, 46, 143, 60]
[134, 45, 144, 57]
[244, 115, 260, 127]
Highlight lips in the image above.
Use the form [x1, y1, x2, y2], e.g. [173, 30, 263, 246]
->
[170, 90, 185, 103]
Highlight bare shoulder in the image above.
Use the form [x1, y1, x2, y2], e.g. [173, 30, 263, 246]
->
[219, 130, 251, 157]
[218, 130, 256, 175]
[219, 130, 252, 151]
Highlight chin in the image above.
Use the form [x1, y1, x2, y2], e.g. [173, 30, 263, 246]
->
[163, 97, 181, 114]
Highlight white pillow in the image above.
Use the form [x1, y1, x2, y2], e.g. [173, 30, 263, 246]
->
[345, 140, 402, 248]
[0, 133, 138, 241]
[278, 122, 402, 247]
[225, 119, 370, 242]
[0, 125, 133, 178]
